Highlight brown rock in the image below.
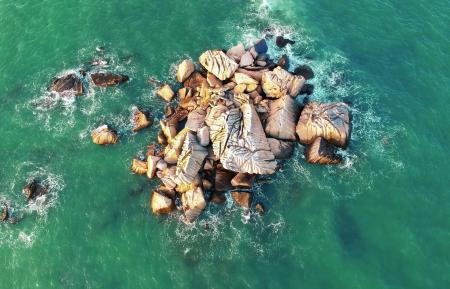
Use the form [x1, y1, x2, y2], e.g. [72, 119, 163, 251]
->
[267, 138, 295, 159]
[156, 84, 175, 102]
[305, 137, 342, 164]
[199, 50, 239, 81]
[176, 59, 195, 83]
[158, 130, 168, 146]
[262, 67, 305, 98]
[183, 72, 208, 90]
[215, 165, 237, 191]
[91, 125, 118, 145]
[233, 83, 247, 94]
[131, 159, 147, 175]
[49, 73, 83, 95]
[255, 202, 265, 215]
[90, 72, 128, 87]
[1, 206, 8, 222]
[239, 51, 254, 67]
[231, 173, 255, 188]
[231, 191, 253, 209]
[202, 179, 213, 191]
[150, 191, 175, 214]
[296, 102, 351, 148]
[182, 187, 207, 223]
[157, 166, 178, 189]
[210, 192, 227, 204]
[226, 43, 246, 62]
[23, 180, 48, 201]
[132, 107, 152, 132]
[206, 72, 223, 88]
[156, 159, 168, 171]
[265, 94, 300, 141]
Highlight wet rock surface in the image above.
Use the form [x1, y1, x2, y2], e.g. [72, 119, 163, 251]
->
[49, 73, 83, 95]
[90, 72, 128, 87]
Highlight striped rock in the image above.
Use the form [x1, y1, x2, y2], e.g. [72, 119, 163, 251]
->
[305, 137, 342, 164]
[296, 102, 351, 148]
[261, 66, 305, 98]
[91, 125, 118, 145]
[199, 50, 239, 81]
[176, 132, 208, 185]
[265, 94, 300, 141]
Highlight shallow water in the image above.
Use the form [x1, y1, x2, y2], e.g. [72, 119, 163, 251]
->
[1, 0, 449, 288]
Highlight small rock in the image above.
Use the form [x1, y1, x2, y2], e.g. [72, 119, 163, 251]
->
[226, 43, 246, 62]
[254, 39, 268, 54]
[277, 54, 289, 69]
[90, 72, 129, 87]
[132, 107, 152, 132]
[231, 173, 255, 188]
[231, 191, 253, 209]
[206, 72, 223, 88]
[183, 72, 208, 90]
[23, 180, 48, 201]
[157, 84, 175, 102]
[156, 159, 168, 171]
[294, 65, 315, 80]
[197, 126, 210, 146]
[176, 59, 195, 83]
[49, 73, 83, 95]
[147, 156, 160, 179]
[91, 125, 118, 145]
[150, 191, 175, 214]
[1, 206, 9, 222]
[249, 47, 258, 59]
[239, 52, 254, 67]
[300, 83, 314, 95]
[305, 137, 342, 164]
[215, 165, 237, 191]
[255, 202, 265, 215]
[131, 159, 147, 175]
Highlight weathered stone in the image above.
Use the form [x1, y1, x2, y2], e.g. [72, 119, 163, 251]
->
[150, 191, 175, 214]
[265, 94, 300, 141]
[233, 83, 247, 93]
[275, 36, 295, 48]
[23, 180, 48, 201]
[176, 59, 195, 83]
[197, 126, 210, 146]
[277, 54, 289, 69]
[176, 132, 208, 185]
[158, 130, 168, 146]
[157, 166, 178, 189]
[305, 137, 342, 164]
[147, 156, 160, 179]
[175, 174, 201, 194]
[157, 84, 175, 102]
[262, 67, 305, 98]
[91, 125, 118, 145]
[182, 187, 207, 223]
[215, 165, 237, 191]
[267, 138, 295, 159]
[206, 94, 277, 174]
[185, 107, 207, 131]
[131, 159, 147, 175]
[132, 107, 152, 132]
[206, 72, 222, 88]
[164, 128, 189, 164]
[199, 50, 239, 81]
[231, 191, 253, 209]
[202, 179, 213, 191]
[234, 73, 258, 85]
[254, 39, 268, 54]
[231, 173, 255, 188]
[156, 159, 168, 171]
[296, 102, 351, 148]
[226, 43, 246, 62]
[239, 51, 254, 67]
[90, 72, 128, 87]
[49, 73, 83, 95]
[183, 72, 208, 90]
[294, 65, 315, 80]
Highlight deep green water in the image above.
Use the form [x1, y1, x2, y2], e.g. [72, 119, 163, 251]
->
[1, 0, 449, 288]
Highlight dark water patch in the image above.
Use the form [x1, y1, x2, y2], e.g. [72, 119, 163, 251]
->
[334, 204, 365, 257]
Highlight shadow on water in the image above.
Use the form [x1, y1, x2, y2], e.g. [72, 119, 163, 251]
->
[334, 204, 365, 257]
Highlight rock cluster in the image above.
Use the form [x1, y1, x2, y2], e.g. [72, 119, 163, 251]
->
[127, 38, 352, 224]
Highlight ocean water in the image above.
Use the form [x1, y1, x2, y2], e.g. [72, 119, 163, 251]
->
[0, 0, 449, 288]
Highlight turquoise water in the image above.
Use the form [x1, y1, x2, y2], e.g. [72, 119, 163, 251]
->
[1, 0, 449, 288]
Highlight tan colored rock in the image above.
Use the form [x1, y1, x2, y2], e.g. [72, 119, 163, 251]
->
[176, 132, 208, 185]
[158, 130, 168, 146]
[267, 138, 295, 159]
[185, 107, 207, 131]
[305, 137, 342, 164]
[265, 94, 299, 141]
[226, 43, 246, 62]
[234, 72, 259, 85]
[223, 82, 237, 90]
[160, 119, 177, 142]
[231, 191, 253, 209]
[206, 94, 276, 174]
[176, 59, 195, 83]
[233, 83, 247, 94]
[157, 84, 175, 102]
[207, 72, 223, 88]
[147, 155, 160, 179]
[90, 72, 128, 87]
[164, 128, 189, 164]
[182, 187, 207, 223]
[262, 67, 305, 98]
[157, 166, 178, 189]
[199, 50, 239, 81]
[91, 125, 118, 145]
[132, 107, 152, 132]
[150, 191, 175, 214]
[231, 173, 255, 188]
[156, 159, 168, 171]
[296, 102, 351, 148]
[236, 68, 267, 82]
[131, 159, 147, 175]
[239, 51, 254, 67]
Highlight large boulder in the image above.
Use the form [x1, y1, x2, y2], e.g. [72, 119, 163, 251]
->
[265, 94, 300, 141]
[305, 137, 342, 164]
[164, 128, 189, 164]
[90, 72, 128, 87]
[215, 164, 237, 191]
[185, 107, 207, 131]
[262, 67, 305, 98]
[182, 187, 207, 223]
[206, 94, 277, 174]
[226, 43, 246, 62]
[49, 73, 83, 95]
[267, 138, 295, 159]
[23, 180, 48, 201]
[176, 132, 208, 185]
[131, 159, 147, 175]
[150, 191, 175, 214]
[176, 59, 195, 83]
[132, 107, 152, 132]
[231, 191, 253, 209]
[183, 72, 208, 91]
[296, 102, 351, 148]
[231, 173, 255, 188]
[147, 156, 160, 179]
[91, 125, 118, 145]
[199, 50, 239, 81]
[1, 206, 8, 222]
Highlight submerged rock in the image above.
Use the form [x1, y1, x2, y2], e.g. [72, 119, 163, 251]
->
[262, 67, 305, 98]
[49, 73, 83, 95]
[231, 191, 252, 209]
[215, 164, 237, 191]
[305, 137, 342, 164]
[150, 191, 175, 214]
[265, 94, 300, 141]
[23, 180, 48, 201]
[296, 102, 351, 148]
[294, 65, 315, 80]
[176, 59, 195, 83]
[90, 72, 129, 87]
[255, 202, 265, 215]
[199, 50, 239, 81]
[182, 187, 207, 223]
[91, 125, 118, 145]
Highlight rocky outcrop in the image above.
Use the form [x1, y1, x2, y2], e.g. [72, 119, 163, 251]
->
[296, 102, 351, 148]
[132, 107, 152, 132]
[90, 72, 129, 87]
[265, 94, 300, 141]
[91, 125, 118, 145]
[231, 173, 255, 188]
[49, 73, 83, 95]
[231, 191, 252, 209]
[164, 128, 189, 164]
[199, 50, 239, 81]
[176, 59, 195, 83]
[182, 187, 207, 223]
[275, 36, 295, 48]
[262, 67, 305, 98]
[206, 94, 276, 174]
[131, 159, 147, 175]
[176, 132, 208, 185]
[23, 180, 48, 201]
[267, 138, 295, 159]
[150, 191, 175, 214]
[305, 137, 342, 164]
